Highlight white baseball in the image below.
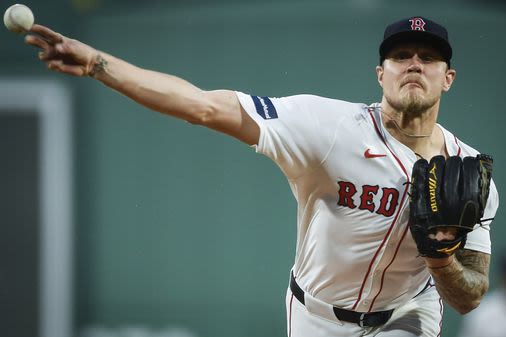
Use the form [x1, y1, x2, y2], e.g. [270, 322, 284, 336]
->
[4, 4, 34, 34]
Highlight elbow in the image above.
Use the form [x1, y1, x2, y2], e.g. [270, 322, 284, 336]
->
[185, 99, 218, 127]
[457, 283, 489, 315]
[457, 300, 481, 315]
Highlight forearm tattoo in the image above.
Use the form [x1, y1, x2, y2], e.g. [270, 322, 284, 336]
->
[89, 54, 108, 77]
[428, 249, 490, 314]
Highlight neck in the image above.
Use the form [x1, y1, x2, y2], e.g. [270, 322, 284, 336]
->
[380, 97, 445, 158]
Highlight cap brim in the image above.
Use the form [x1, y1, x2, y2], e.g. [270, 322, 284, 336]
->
[379, 31, 452, 63]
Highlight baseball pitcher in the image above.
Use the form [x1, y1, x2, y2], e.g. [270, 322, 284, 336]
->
[25, 15, 499, 337]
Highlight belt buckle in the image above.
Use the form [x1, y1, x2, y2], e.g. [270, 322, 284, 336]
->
[359, 313, 366, 328]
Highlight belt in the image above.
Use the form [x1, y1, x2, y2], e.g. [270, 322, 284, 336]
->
[290, 272, 393, 327]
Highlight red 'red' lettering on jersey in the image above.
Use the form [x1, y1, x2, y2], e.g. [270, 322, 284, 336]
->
[337, 181, 357, 209]
[376, 187, 400, 217]
[359, 185, 379, 213]
[337, 181, 400, 217]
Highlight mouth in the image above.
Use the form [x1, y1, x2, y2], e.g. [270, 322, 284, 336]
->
[405, 82, 423, 88]
[402, 80, 424, 89]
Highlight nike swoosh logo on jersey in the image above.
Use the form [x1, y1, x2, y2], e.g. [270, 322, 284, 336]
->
[364, 149, 387, 158]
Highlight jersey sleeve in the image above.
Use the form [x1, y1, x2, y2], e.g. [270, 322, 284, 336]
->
[236, 91, 350, 179]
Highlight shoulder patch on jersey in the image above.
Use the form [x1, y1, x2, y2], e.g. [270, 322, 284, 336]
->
[251, 95, 278, 120]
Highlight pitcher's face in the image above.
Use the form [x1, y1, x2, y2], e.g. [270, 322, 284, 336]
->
[376, 44, 456, 115]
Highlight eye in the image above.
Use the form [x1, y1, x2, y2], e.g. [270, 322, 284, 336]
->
[419, 54, 436, 62]
[391, 51, 412, 60]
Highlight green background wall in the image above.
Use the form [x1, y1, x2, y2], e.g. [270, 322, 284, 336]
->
[2, 0, 505, 336]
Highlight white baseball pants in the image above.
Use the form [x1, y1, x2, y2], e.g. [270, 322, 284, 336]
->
[286, 285, 443, 337]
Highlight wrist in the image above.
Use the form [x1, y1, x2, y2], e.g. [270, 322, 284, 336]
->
[88, 53, 108, 78]
[425, 255, 455, 269]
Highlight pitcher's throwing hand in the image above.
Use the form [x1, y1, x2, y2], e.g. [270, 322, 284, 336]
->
[26, 24, 98, 76]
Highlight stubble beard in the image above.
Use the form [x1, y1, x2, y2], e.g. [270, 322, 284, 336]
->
[385, 90, 439, 116]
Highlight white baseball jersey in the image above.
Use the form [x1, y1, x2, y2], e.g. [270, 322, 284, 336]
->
[236, 92, 499, 313]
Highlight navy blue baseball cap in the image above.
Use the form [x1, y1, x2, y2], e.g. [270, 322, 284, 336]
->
[379, 17, 452, 66]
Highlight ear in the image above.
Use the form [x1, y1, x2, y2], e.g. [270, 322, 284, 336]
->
[443, 68, 456, 92]
[376, 65, 384, 88]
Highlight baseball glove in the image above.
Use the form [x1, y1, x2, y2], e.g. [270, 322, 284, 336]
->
[409, 154, 493, 258]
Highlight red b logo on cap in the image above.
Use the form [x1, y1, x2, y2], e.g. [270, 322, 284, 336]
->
[409, 18, 426, 31]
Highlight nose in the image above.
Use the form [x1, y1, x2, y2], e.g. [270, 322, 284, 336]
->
[406, 54, 423, 73]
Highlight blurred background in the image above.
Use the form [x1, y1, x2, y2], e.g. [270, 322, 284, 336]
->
[1, 0, 505, 336]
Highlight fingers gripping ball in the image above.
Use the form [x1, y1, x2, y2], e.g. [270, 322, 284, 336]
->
[409, 155, 493, 258]
[4, 4, 34, 34]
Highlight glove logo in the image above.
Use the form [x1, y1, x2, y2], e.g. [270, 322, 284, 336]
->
[436, 242, 461, 255]
[428, 164, 438, 212]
